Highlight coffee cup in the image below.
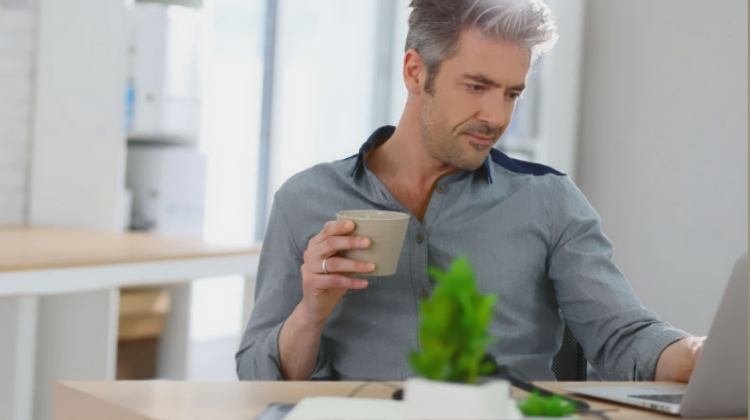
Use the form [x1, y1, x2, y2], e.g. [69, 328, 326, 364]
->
[336, 210, 410, 276]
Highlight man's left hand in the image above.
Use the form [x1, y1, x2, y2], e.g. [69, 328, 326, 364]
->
[654, 336, 706, 382]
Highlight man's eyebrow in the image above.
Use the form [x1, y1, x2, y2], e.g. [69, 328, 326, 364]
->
[462, 73, 525, 91]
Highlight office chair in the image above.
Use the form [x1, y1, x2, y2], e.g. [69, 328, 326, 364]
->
[551, 325, 587, 381]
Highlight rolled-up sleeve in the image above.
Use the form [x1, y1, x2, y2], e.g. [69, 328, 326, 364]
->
[545, 176, 688, 380]
[235, 191, 332, 380]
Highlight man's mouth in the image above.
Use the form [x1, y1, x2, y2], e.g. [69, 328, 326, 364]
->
[463, 132, 494, 145]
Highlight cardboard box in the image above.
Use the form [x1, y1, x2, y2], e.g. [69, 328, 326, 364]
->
[117, 338, 159, 380]
[117, 287, 171, 379]
[119, 287, 170, 319]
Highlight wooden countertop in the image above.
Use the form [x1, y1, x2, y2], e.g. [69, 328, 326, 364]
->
[0, 226, 261, 272]
[55, 380, 737, 420]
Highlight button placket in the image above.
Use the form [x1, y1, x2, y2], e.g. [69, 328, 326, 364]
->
[414, 231, 432, 299]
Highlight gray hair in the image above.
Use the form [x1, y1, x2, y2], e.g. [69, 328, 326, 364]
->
[406, 0, 558, 93]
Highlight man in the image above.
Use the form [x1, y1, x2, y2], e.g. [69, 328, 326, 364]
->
[237, 0, 704, 381]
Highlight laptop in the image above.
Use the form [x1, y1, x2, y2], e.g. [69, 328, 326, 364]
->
[568, 254, 748, 418]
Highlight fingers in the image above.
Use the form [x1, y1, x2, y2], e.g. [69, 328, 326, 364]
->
[322, 256, 375, 274]
[304, 233, 371, 264]
[317, 236, 371, 259]
[309, 220, 356, 246]
[300, 220, 373, 298]
[306, 273, 369, 290]
[306, 220, 373, 267]
[690, 336, 706, 360]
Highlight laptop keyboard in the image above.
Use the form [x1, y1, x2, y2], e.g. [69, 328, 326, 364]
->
[629, 393, 684, 404]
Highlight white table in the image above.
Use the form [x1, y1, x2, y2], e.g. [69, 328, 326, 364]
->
[0, 226, 261, 420]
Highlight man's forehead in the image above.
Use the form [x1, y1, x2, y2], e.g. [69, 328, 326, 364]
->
[445, 30, 531, 86]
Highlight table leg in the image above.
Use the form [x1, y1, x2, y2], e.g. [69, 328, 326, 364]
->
[33, 288, 120, 420]
[157, 282, 192, 379]
[0, 296, 37, 420]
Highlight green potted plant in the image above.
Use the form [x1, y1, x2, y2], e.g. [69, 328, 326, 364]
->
[409, 256, 497, 383]
[404, 256, 575, 419]
[402, 257, 523, 419]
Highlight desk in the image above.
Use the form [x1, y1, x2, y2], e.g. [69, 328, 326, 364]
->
[53, 380, 745, 419]
[0, 226, 261, 420]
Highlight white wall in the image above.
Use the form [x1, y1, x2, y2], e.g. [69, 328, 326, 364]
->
[535, 0, 585, 177]
[0, 0, 35, 224]
[268, 0, 381, 199]
[576, 0, 747, 335]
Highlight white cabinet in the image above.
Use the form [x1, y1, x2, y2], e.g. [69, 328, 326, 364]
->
[127, 3, 202, 144]
[29, 0, 128, 231]
[23, 2, 129, 419]
[126, 143, 206, 235]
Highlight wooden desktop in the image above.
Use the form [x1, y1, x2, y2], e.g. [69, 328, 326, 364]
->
[53, 380, 746, 419]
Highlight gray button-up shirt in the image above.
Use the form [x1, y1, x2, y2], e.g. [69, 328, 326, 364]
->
[236, 126, 687, 381]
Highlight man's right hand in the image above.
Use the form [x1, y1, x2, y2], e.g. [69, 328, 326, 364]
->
[298, 219, 375, 325]
[278, 220, 374, 380]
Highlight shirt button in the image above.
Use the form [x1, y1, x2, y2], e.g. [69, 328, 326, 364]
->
[421, 289, 429, 299]
[436, 185, 445, 194]
[415, 232, 425, 243]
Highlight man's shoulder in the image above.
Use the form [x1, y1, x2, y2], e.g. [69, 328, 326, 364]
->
[485, 149, 588, 207]
[488, 148, 565, 177]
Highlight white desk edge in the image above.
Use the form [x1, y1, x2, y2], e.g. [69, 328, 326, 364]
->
[0, 252, 260, 420]
[0, 253, 258, 296]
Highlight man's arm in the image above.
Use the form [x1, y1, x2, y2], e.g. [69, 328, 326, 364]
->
[277, 220, 373, 379]
[236, 195, 373, 380]
[278, 305, 326, 379]
[545, 175, 690, 380]
[236, 196, 308, 380]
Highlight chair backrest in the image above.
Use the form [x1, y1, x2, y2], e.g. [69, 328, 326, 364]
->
[551, 325, 587, 381]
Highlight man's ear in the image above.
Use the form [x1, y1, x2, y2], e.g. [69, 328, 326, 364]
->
[403, 49, 426, 95]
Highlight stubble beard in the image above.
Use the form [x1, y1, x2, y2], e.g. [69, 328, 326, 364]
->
[419, 100, 494, 172]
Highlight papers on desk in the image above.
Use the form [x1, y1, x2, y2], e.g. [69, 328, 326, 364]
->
[284, 396, 531, 420]
[285, 397, 407, 419]
[284, 378, 525, 420]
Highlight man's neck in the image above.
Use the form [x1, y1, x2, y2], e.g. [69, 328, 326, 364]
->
[367, 124, 456, 193]
[365, 123, 457, 220]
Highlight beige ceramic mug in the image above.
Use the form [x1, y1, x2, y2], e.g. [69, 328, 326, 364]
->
[336, 210, 410, 276]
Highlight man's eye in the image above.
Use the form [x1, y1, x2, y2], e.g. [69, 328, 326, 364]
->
[465, 84, 486, 92]
[508, 91, 522, 100]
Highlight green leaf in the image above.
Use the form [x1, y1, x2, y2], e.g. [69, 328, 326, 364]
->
[410, 256, 498, 383]
[518, 390, 577, 417]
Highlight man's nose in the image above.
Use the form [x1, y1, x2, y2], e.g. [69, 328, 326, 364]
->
[477, 92, 509, 130]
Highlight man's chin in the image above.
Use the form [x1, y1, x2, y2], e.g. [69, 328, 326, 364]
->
[467, 145, 492, 166]
[451, 153, 489, 172]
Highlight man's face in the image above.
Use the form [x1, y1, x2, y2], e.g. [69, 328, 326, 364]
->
[419, 28, 531, 171]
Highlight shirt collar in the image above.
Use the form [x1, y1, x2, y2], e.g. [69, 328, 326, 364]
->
[350, 125, 396, 178]
[351, 125, 494, 184]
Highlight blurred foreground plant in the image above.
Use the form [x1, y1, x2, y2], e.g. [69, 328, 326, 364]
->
[518, 390, 577, 417]
[409, 256, 497, 384]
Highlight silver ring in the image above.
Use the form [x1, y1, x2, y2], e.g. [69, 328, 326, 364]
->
[321, 258, 329, 274]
